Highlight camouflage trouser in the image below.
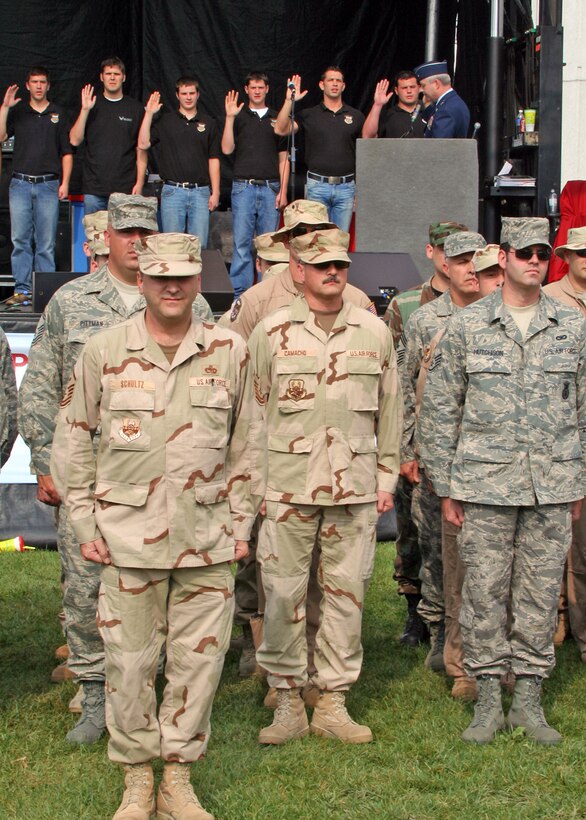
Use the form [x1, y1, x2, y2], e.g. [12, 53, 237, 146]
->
[411, 472, 444, 626]
[57, 507, 104, 682]
[257, 501, 377, 691]
[98, 562, 234, 765]
[442, 519, 466, 678]
[568, 501, 586, 660]
[392, 476, 421, 595]
[235, 517, 322, 674]
[459, 502, 571, 678]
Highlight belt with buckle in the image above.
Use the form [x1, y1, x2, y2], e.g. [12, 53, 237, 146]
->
[164, 180, 207, 189]
[234, 178, 280, 186]
[13, 172, 59, 184]
[307, 171, 355, 184]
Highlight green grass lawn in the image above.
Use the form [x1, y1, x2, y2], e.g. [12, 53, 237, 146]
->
[0, 545, 585, 819]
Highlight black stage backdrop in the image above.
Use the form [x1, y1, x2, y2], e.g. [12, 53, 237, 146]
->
[0, 0, 482, 197]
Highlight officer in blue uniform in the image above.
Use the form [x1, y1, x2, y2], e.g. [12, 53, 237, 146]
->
[414, 60, 470, 139]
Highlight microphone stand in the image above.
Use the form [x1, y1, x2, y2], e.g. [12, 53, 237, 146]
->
[289, 88, 296, 203]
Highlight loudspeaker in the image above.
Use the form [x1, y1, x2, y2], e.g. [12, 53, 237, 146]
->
[200, 249, 233, 313]
[348, 251, 422, 316]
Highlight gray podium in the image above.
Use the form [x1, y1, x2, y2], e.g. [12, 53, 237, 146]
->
[355, 139, 479, 279]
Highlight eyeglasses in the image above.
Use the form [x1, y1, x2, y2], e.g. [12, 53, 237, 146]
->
[571, 248, 586, 258]
[510, 247, 552, 262]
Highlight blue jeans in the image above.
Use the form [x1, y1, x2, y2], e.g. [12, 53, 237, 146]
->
[160, 184, 210, 248]
[230, 180, 280, 297]
[306, 178, 355, 233]
[9, 177, 60, 294]
[84, 194, 109, 216]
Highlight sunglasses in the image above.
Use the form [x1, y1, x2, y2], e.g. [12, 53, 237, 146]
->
[571, 248, 586, 258]
[313, 260, 350, 271]
[510, 247, 552, 262]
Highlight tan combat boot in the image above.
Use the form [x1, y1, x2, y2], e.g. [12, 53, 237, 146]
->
[113, 763, 155, 819]
[310, 691, 373, 743]
[263, 687, 278, 709]
[258, 688, 309, 744]
[157, 763, 213, 819]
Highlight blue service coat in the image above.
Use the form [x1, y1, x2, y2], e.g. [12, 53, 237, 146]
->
[424, 89, 470, 138]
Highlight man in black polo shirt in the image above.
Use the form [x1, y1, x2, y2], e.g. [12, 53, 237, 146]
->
[0, 66, 72, 307]
[69, 56, 146, 216]
[221, 71, 289, 298]
[275, 67, 364, 232]
[362, 71, 425, 139]
[138, 76, 221, 248]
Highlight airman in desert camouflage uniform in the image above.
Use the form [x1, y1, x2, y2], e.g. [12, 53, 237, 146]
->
[82, 209, 109, 271]
[398, 231, 486, 690]
[385, 221, 466, 646]
[248, 228, 401, 745]
[18, 194, 216, 745]
[52, 233, 256, 820]
[254, 230, 289, 281]
[220, 200, 376, 687]
[419, 217, 586, 745]
[0, 327, 17, 470]
[543, 225, 586, 662]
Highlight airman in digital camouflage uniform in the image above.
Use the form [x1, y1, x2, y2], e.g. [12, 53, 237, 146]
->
[419, 217, 586, 745]
[385, 221, 466, 646]
[18, 194, 215, 746]
[398, 231, 486, 692]
[52, 233, 256, 820]
[248, 228, 401, 745]
[0, 327, 17, 471]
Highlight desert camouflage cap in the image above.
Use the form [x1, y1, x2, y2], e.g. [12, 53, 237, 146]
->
[444, 231, 487, 258]
[472, 243, 500, 272]
[136, 233, 202, 276]
[254, 231, 289, 263]
[500, 217, 551, 249]
[273, 199, 336, 238]
[428, 221, 468, 246]
[108, 193, 159, 231]
[82, 210, 109, 257]
[290, 228, 351, 265]
[554, 226, 586, 258]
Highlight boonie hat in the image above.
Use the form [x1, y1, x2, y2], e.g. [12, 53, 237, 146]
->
[554, 226, 586, 258]
[272, 199, 335, 238]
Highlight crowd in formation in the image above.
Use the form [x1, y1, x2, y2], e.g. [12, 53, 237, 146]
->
[0, 54, 585, 820]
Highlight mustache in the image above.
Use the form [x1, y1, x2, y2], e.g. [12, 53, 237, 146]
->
[323, 275, 340, 284]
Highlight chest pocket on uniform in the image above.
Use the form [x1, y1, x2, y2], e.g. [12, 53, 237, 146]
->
[276, 356, 318, 413]
[346, 356, 381, 411]
[108, 388, 155, 451]
[465, 353, 512, 414]
[189, 385, 232, 448]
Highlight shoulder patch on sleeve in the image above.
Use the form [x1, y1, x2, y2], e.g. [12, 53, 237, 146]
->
[230, 299, 242, 323]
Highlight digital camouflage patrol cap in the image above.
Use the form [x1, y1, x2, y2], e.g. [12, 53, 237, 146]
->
[472, 244, 500, 272]
[444, 231, 487, 258]
[428, 221, 468, 247]
[500, 217, 551, 249]
[272, 199, 336, 238]
[108, 193, 159, 231]
[82, 210, 109, 256]
[136, 233, 202, 277]
[554, 226, 586, 257]
[290, 228, 351, 265]
[254, 231, 289, 263]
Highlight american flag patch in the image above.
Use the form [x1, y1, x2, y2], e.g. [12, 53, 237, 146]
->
[367, 301, 377, 315]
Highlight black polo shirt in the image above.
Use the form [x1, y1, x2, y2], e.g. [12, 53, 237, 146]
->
[298, 102, 365, 177]
[83, 94, 143, 196]
[8, 102, 72, 176]
[378, 105, 425, 139]
[231, 107, 287, 180]
[151, 110, 221, 186]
